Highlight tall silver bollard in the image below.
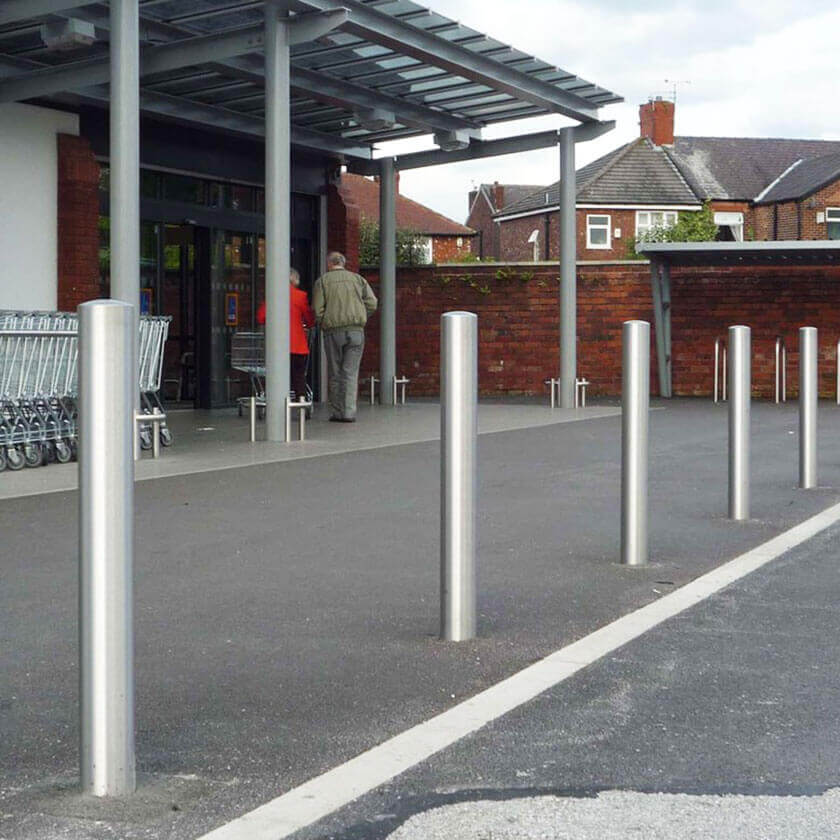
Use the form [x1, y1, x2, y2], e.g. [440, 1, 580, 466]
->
[728, 325, 751, 521]
[79, 300, 136, 796]
[440, 311, 477, 642]
[799, 326, 818, 489]
[621, 321, 650, 566]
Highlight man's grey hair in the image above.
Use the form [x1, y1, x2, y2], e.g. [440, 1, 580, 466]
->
[326, 251, 346, 268]
[289, 267, 300, 286]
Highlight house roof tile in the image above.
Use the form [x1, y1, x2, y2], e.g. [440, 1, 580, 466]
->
[341, 173, 474, 236]
[495, 139, 697, 217]
[755, 151, 840, 204]
[667, 137, 840, 201]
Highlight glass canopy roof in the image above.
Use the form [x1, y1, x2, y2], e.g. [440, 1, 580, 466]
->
[0, 0, 622, 159]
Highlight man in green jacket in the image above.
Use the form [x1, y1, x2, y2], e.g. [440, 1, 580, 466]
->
[313, 251, 378, 422]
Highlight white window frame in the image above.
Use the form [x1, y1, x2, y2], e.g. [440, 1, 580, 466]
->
[417, 236, 433, 264]
[635, 209, 679, 238]
[827, 208, 840, 240]
[713, 211, 745, 242]
[586, 214, 611, 249]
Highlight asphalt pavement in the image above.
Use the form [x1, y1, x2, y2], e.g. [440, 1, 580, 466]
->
[2, 398, 840, 839]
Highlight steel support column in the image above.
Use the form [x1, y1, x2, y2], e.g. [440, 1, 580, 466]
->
[109, 0, 139, 313]
[379, 157, 397, 405]
[264, 4, 291, 440]
[318, 193, 329, 405]
[558, 126, 576, 408]
[650, 258, 672, 398]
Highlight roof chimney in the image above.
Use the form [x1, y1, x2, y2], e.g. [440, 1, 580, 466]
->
[639, 97, 675, 146]
[492, 181, 504, 211]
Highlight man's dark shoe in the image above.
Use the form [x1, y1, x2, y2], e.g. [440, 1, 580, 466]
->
[329, 416, 343, 422]
[340, 417, 356, 423]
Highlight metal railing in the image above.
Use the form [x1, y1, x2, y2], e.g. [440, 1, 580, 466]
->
[714, 336, 727, 403]
[775, 336, 786, 403]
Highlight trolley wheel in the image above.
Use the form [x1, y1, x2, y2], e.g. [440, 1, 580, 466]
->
[139, 428, 153, 451]
[43, 441, 56, 464]
[55, 440, 73, 464]
[6, 447, 24, 471]
[70, 440, 78, 462]
[24, 443, 43, 468]
[0, 449, 6, 472]
[160, 427, 173, 447]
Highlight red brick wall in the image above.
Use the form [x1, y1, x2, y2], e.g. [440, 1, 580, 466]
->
[327, 181, 360, 272]
[499, 208, 639, 261]
[56, 133, 101, 311]
[432, 234, 473, 262]
[354, 261, 840, 400]
[757, 181, 840, 241]
[466, 188, 499, 259]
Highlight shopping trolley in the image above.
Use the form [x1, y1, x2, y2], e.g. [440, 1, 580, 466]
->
[231, 329, 315, 418]
[0, 311, 79, 471]
[137, 315, 173, 451]
[0, 310, 173, 469]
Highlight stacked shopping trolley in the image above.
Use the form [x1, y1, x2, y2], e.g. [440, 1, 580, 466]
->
[0, 310, 173, 471]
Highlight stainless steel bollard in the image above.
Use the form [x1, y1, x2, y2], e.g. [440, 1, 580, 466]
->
[799, 326, 818, 489]
[78, 300, 136, 796]
[152, 407, 161, 459]
[728, 325, 750, 520]
[440, 311, 477, 642]
[621, 321, 650, 566]
[249, 396, 256, 442]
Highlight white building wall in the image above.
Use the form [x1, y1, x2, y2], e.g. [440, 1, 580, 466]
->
[0, 103, 80, 311]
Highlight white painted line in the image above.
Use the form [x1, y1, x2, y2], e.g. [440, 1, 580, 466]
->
[200, 499, 840, 840]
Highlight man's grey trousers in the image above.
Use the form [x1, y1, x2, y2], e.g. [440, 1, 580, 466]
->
[324, 327, 365, 420]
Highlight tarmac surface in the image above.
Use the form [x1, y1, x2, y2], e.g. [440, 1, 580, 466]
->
[2, 398, 840, 839]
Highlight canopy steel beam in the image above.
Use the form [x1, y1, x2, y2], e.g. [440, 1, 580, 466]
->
[0, 0, 87, 26]
[0, 11, 348, 103]
[348, 126, 617, 173]
[0, 52, 371, 157]
[276, 0, 603, 121]
[29, 4, 479, 138]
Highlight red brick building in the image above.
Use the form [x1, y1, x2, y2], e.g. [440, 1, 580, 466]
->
[466, 182, 542, 260]
[490, 100, 840, 262]
[336, 172, 475, 265]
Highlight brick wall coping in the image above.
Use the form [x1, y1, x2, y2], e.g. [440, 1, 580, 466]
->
[359, 259, 651, 270]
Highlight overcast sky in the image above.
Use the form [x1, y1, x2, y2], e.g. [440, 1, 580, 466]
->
[374, 0, 840, 223]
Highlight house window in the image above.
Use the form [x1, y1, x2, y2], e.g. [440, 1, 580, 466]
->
[635, 210, 678, 238]
[827, 208, 840, 240]
[586, 214, 611, 249]
[714, 211, 744, 242]
[417, 237, 433, 264]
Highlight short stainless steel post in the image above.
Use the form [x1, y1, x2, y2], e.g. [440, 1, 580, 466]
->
[249, 396, 256, 442]
[440, 311, 477, 642]
[621, 321, 650, 566]
[714, 338, 720, 403]
[836, 338, 840, 406]
[78, 299, 136, 796]
[722, 345, 727, 401]
[799, 326, 818, 489]
[152, 408, 161, 459]
[392, 376, 397, 406]
[775, 337, 781, 404]
[782, 342, 786, 402]
[300, 405, 306, 441]
[728, 325, 750, 520]
[285, 396, 291, 444]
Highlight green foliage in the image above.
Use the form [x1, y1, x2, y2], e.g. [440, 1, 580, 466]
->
[359, 218, 431, 266]
[626, 202, 720, 259]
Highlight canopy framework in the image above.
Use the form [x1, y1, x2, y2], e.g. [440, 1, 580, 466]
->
[0, 0, 621, 439]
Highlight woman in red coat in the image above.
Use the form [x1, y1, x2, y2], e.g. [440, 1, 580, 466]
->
[256, 268, 315, 401]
